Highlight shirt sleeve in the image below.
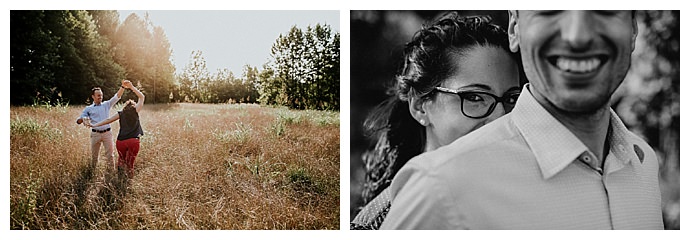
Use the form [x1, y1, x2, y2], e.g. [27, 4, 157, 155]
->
[77, 107, 89, 122]
[380, 161, 462, 229]
[106, 92, 121, 108]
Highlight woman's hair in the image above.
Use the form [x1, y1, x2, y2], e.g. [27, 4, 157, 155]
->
[121, 99, 137, 115]
[360, 12, 517, 205]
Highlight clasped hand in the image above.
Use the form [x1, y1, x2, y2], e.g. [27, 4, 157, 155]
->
[82, 117, 93, 127]
[122, 79, 133, 89]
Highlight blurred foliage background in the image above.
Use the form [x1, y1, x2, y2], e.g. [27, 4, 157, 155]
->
[349, 10, 679, 230]
[10, 10, 339, 110]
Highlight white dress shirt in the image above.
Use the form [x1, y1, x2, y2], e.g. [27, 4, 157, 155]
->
[380, 84, 663, 229]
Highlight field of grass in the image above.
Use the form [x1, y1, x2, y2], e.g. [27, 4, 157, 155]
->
[10, 103, 340, 230]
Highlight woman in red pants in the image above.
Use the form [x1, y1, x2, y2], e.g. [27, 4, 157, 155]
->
[89, 80, 145, 178]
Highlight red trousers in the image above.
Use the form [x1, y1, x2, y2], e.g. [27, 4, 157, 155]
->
[116, 138, 140, 177]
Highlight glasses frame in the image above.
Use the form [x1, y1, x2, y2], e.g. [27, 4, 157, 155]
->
[433, 86, 520, 119]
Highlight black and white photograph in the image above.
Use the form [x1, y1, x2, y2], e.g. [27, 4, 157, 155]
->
[350, 10, 679, 230]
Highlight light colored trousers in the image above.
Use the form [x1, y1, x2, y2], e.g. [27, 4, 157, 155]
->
[90, 130, 114, 168]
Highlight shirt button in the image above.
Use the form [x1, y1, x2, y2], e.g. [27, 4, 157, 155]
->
[582, 155, 592, 163]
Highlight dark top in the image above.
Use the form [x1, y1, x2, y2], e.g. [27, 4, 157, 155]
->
[117, 109, 143, 141]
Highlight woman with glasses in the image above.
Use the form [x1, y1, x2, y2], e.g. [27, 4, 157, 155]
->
[351, 12, 522, 229]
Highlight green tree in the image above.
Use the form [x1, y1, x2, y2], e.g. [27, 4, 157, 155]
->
[11, 10, 175, 106]
[88, 10, 119, 41]
[110, 12, 175, 104]
[66, 10, 125, 103]
[113, 13, 150, 91]
[239, 64, 260, 103]
[10, 10, 124, 105]
[147, 25, 175, 103]
[178, 50, 211, 102]
[211, 68, 235, 103]
[10, 10, 63, 105]
[311, 24, 340, 110]
[264, 23, 339, 110]
[257, 63, 279, 106]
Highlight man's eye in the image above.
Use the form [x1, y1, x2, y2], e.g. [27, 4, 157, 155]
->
[595, 10, 623, 16]
[535, 10, 562, 16]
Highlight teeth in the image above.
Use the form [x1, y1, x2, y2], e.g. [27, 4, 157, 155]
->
[555, 57, 601, 73]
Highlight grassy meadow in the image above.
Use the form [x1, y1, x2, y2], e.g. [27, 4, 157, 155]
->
[10, 103, 340, 230]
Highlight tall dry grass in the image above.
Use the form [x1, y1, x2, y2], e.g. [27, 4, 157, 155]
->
[10, 103, 340, 229]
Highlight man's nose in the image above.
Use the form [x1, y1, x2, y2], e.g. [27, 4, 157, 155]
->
[560, 11, 594, 51]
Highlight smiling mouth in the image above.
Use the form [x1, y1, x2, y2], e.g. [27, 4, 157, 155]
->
[547, 56, 608, 74]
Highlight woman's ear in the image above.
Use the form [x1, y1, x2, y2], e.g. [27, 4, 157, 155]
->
[409, 96, 429, 126]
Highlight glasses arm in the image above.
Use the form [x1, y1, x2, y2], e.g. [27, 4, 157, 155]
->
[434, 86, 461, 94]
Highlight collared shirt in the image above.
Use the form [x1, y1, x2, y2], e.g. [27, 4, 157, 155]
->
[77, 94, 120, 131]
[380, 84, 663, 230]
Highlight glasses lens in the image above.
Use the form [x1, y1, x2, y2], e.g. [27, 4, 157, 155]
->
[460, 92, 496, 118]
[503, 92, 521, 113]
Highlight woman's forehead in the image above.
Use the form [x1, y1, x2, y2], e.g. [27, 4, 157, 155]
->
[443, 46, 519, 92]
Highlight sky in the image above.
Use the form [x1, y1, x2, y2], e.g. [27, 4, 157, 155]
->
[117, 10, 339, 76]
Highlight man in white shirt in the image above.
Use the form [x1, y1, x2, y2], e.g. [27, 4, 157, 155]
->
[381, 10, 663, 229]
[76, 80, 128, 169]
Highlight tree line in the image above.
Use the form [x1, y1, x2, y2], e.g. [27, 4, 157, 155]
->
[10, 10, 340, 110]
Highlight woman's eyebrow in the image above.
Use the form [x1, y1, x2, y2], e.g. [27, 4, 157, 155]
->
[506, 86, 521, 92]
[456, 83, 492, 91]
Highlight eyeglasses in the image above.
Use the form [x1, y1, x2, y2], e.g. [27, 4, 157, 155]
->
[434, 86, 521, 119]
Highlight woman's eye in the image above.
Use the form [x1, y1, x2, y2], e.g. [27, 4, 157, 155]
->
[507, 93, 520, 104]
[464, 93, 485, 102]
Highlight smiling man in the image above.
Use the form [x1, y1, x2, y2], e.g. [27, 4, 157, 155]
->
[380, 10, 663, 229]
[77, 80, 128, 170]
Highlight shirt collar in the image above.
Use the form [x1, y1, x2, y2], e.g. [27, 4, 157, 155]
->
[511, 84, 637, 179]
[604, 109, 639, 173]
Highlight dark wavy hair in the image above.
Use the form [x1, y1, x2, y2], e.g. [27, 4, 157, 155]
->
[121, 99, 137, 115]
[359, 12, 518, 205]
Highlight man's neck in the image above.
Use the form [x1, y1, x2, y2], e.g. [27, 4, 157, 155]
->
[533, 92, 611, 168]
[555, 107, 610, 165]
